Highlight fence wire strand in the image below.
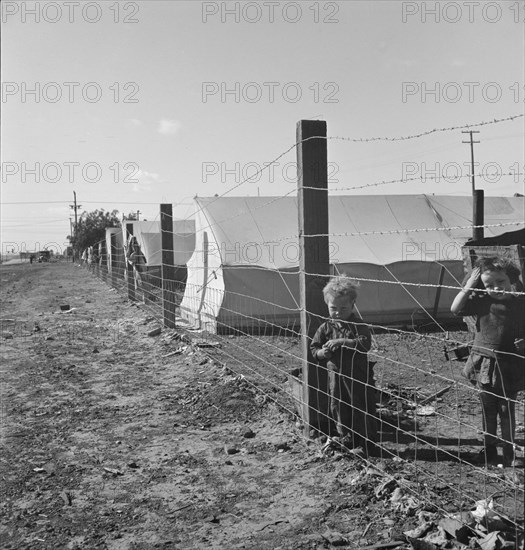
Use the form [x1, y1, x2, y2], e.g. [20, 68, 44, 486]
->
[78, 110, 524, 537]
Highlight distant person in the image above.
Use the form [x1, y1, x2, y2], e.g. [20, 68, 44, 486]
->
[311, 275, 378, 457]
[92, 246, 99, 272]
[29, 254, 35, 264]
[128, 238, 147, 301]
[451, 256, 525, 468]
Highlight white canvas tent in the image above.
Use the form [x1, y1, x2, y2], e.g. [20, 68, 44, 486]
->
[105, 227, 124, 274]
[105, 220, 195, 279]
[126, 220, 195, 267]
[180, 195, 524, 332]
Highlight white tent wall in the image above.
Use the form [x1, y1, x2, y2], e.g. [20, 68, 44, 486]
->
[218, 267, 300, 332]
[427, 196, 524, 241]
[128, 220, 196, 267]
[171, 229, 196, 266]
[123, 219, 196, 294]
[203, 262, 461, 331]
[105, 228, 124, 274]
[180, 195, 524, 332]
[334, 261, 463, 326]
[129, 220, 161, 265]
[181, 207, 225, 332]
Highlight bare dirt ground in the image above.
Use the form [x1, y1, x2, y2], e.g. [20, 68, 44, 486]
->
[1, 262, 523, 550]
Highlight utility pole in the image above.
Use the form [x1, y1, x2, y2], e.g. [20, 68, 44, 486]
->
[69, 218, 74, 261]
[462, 130, 483, 241]
[69, 191, 82, 260]
[462, 130, 480, 194]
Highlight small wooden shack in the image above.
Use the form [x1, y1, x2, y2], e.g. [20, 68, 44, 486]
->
[461, 228, 525, 284]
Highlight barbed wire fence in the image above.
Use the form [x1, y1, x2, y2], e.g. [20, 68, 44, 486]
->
[82, 115, 525, 544]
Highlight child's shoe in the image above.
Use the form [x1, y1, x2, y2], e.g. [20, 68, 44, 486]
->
[477, 446, 499, 466]
[322, 436, 346, 453]
[502, 445, 522, 468]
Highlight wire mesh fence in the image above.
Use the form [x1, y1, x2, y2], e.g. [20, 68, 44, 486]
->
[77, 115, 525, 543]
[83, 220, 525, 541]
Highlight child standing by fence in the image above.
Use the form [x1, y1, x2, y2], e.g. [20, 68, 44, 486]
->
[311, 276, 378, 457]
[451, 256, 525, 467]
[128, 237, 147, 302]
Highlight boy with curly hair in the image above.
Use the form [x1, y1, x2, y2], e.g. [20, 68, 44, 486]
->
[311, 275, 378, 456]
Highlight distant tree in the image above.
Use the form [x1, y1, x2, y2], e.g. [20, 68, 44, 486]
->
[68, 209, 121, 253]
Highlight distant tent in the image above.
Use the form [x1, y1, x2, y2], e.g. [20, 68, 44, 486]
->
[105, 228, 124, 274]
[125, 220, 195, 267]
[424, 195, 524, 241]
[123, 220, 196, 288]
[180, 195, 524, 332]
[104, 220, 196, 283]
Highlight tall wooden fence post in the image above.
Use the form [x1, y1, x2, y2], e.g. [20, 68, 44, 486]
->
[161, 204, 177, 328]
[100, 239, 107, 282]
[94, 243, 100, 278]
[297, 119, 330, 438]
[473, 189, 484, 242]
[126, 222, 136, 301]
[110, 233, 118, 288]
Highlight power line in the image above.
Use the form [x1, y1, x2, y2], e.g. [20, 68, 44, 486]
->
[2, 201, 192, 205]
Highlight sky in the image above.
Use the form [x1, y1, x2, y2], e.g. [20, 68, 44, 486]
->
[1, 0, 524, 254]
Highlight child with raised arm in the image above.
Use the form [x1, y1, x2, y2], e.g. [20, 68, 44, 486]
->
[451, 256, 525, 467]
[311, 276, 378, 457]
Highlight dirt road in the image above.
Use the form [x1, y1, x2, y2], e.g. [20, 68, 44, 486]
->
[0, 262, 402, 549]
[2, 262, 522, 550]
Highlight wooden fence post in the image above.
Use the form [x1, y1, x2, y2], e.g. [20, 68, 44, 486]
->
[297, 119, 330, 438]
[161, 204, 177, 328]
[126, 222, 136, 301]
[432, 265, 446, 320]
[110, 233, 118, 288]
[100, 239, 107, 282]
[94, 243, 100, 278]
[473, 189, 484, 242]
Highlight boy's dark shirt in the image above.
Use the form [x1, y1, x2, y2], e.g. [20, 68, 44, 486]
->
[311, 314, 371, 380]
[457, 295, 524, 359]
